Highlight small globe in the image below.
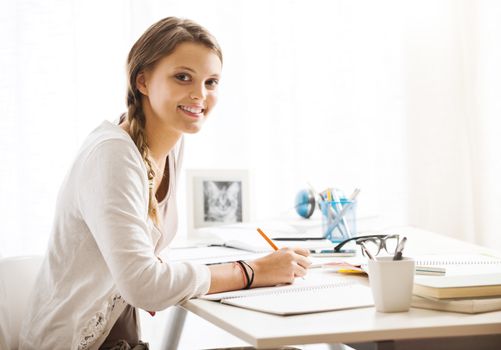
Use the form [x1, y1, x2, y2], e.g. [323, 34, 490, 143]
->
[295, 189, 315, 218]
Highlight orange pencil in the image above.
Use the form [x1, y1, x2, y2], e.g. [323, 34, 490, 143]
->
[257, 228, 279, 251]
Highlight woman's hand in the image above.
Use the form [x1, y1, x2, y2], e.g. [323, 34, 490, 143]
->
[248, 247, 311, 288]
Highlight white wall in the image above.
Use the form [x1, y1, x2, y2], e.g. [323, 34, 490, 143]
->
[1, 0, 500, 253]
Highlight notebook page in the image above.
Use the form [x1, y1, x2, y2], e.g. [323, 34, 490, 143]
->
[413, 253, 501, 276]
[201, 274, 350, 301]
[222, 283, 374, 315]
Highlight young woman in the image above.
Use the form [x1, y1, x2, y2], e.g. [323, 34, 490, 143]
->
[19, 17, 310, 350]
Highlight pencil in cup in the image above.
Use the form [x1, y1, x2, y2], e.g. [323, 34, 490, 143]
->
[320, 200, 357, 242]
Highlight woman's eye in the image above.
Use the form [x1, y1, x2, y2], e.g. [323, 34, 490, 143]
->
[205, 79, 219, 89]
[175, 73, 191, 82]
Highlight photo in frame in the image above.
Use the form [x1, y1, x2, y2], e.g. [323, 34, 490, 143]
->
[186, 169, 250, 234]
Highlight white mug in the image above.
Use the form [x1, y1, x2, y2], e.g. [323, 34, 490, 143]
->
[368, 256, 415, 312]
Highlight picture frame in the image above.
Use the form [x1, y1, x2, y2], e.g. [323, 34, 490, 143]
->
[186, 169, 250, 235]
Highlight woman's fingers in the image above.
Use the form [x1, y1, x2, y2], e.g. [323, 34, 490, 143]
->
[251, 245, 313, 286]
[296, 254, 312, 269]
[282, 247, 312, 277]
[293, 261, 308, 277]
[290, 247, 312, 269]
[292, 246, 310, 257]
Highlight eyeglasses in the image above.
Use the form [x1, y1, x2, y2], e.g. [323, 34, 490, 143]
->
[333, 234, 401, 258]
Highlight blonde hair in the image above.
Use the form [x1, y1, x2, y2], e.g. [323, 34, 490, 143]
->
[124, 17, 222, 223]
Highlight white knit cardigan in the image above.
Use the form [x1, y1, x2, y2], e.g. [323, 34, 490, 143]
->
[19, 121, 210, 350]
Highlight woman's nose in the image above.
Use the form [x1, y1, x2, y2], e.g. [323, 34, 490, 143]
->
[190, 84, 206, 100]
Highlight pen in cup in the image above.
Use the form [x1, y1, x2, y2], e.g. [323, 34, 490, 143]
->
[308, 182, 346, 237]
[348, 188, 361, 202]
[308, 182, 347, 238]
[360, 241, 375, 260]
[331, 189, 351, 238]
[393, 236, 407, 261]
[326, 188, 360, 238]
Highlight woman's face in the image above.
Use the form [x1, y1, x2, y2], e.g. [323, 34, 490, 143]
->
[138, 42, 222, 135]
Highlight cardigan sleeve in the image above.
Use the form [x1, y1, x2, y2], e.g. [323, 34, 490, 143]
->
[77, 139, 210, 311]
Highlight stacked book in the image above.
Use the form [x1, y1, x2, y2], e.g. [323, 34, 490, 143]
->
[412, 255, 501, 314]
[412, 273, 501, 314]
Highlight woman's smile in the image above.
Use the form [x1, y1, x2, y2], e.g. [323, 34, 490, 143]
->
[178, 104, 205, 119]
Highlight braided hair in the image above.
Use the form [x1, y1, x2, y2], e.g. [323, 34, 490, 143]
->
[124, 17, 222, 223]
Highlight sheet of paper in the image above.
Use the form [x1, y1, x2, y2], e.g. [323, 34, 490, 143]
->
[198, 224, 334, 253]
[164, 246, 264, 264]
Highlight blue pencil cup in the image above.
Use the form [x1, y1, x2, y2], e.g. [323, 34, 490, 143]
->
[319, 200, 357, 243]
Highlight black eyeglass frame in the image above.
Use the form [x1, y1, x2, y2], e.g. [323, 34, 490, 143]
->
[333, 234, 400, 256]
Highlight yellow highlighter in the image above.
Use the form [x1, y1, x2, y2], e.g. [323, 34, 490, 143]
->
[337, 269, 366, 274]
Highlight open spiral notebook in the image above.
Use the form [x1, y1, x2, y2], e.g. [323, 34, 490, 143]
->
[412, 253, 501, 276]
[200, 276, 374, 316]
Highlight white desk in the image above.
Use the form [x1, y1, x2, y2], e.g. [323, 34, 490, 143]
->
[181, 227, 501, 349]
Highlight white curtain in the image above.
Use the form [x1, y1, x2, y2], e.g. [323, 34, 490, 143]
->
[1, 0, 500, 257]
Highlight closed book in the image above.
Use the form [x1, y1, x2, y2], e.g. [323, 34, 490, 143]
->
[414, 273, 501, 299]
[412, 295, 501, 314]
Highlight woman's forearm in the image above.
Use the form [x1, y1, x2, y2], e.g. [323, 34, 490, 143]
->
[207, 262, 248, 294]
[206, 247, 311, 294]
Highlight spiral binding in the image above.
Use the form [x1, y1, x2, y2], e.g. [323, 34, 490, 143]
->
[417, 259, 501, 266]
[225, 280, 358, 300]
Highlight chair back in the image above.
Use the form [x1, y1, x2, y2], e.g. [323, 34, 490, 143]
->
[0, 255, 44, 350]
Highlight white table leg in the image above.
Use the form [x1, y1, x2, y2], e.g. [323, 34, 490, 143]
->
[160, 306, 188, 350]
